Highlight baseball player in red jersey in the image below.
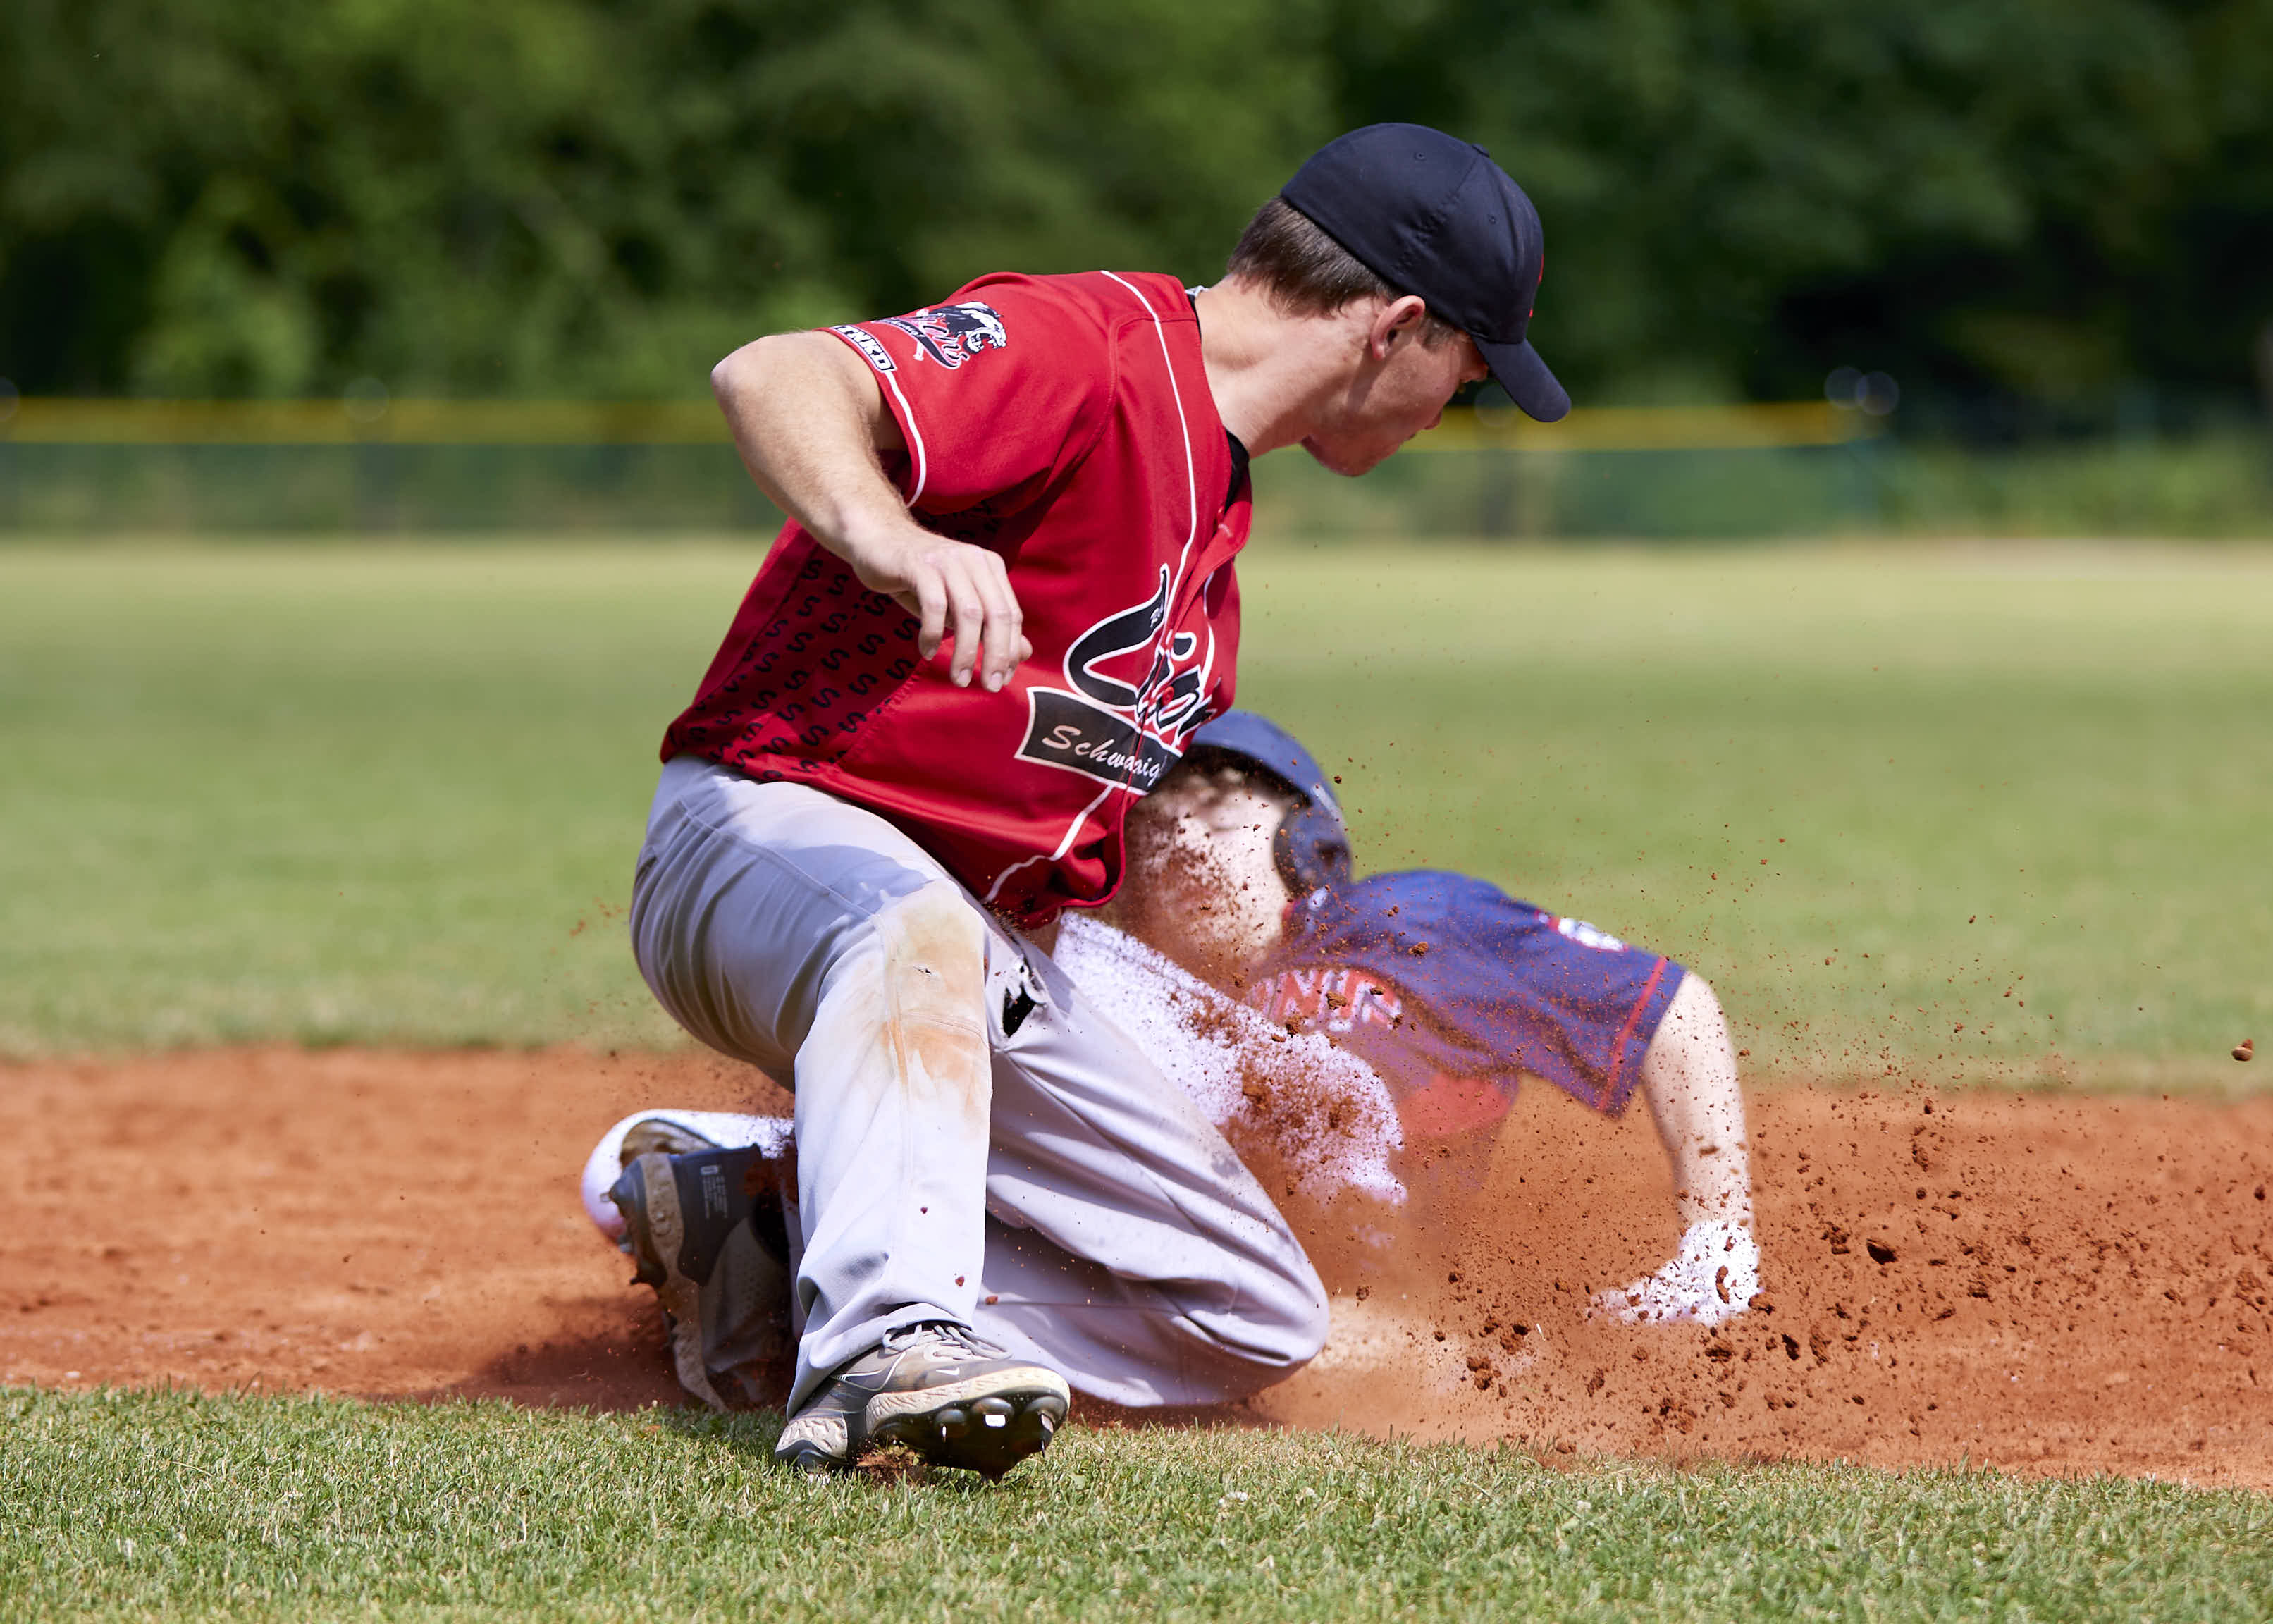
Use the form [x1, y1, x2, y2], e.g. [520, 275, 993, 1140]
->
[629, 124, 1570, 1477]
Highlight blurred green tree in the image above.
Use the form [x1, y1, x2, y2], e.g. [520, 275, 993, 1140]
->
[1, 0, 2267, 417]
[0, 0, 1324, 396]
[1329, 0, 2273, 415]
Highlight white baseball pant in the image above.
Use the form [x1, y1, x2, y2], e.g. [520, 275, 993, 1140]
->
[629, 756, 1329, 1412]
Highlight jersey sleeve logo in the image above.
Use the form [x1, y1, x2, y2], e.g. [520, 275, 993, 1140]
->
[830, 325, 897, 374]
[1549, 914, 1628, 953]
[879, 302, 1009, 369]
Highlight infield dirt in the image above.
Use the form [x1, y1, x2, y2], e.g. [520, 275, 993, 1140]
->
[4, 1047, 2267, 1489]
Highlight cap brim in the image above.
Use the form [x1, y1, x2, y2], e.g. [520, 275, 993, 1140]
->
[1477, 336, 1570, 423]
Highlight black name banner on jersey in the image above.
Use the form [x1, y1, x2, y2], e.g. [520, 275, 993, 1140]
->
[1018, 689, 1180, 791]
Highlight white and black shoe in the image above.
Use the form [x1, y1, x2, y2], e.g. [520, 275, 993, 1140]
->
[775, 1322, 1071, 1480]
[609, 1143, 794, 1408]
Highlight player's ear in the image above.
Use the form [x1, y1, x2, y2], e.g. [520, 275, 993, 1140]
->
[1372, 295, 1429, 357]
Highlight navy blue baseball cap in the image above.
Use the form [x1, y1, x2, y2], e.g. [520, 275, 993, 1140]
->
[1281, 123, 1569, 423]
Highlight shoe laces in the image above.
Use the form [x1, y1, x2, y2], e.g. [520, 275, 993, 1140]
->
[881, 1320, 1009, 1360]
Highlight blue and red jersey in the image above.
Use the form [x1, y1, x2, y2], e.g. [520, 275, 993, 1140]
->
[1243, 871, 1687, 1146]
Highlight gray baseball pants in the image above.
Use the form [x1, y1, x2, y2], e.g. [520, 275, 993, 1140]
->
[629, 756, 1329, 1413]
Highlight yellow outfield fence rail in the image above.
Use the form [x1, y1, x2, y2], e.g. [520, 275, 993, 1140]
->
[0, 392, 2257, 537]
[0, 395, 1882, 451]
[1416, 400, 1883, 451]
[0, 396, 729, 446]
[0, 394, 1935, 536]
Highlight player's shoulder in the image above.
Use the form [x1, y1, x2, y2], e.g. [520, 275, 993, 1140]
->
[873, 272, 1190, 420]
[944, 270, 1192, 340]
[1300, 869, 1531, 935]
[1343, 869, 1520, 912]
[1281, 870, 1580, 980]
[1343, 869, 1669, 966]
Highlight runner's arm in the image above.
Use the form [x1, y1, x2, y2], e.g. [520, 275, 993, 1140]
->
[710, 333, 1028, 691]
[1637, 973, 1753, 1231]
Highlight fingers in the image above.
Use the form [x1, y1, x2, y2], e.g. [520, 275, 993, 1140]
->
[947, 580, 987, 689]
[973, 550, 1023, 691]
[911, 567, 950, 665]
[897, 538, 1025, 691]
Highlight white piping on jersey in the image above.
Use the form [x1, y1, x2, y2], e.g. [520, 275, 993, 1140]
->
[982, 779, 1116, 906]
[1191, 619, 1217, 726]
[985, 272, 1207, 909]
[878, 363, 930, 505]
[829, 324, 932, 504]
[1099, 271, 1200, 596]
[1099, 268, 1209, 755]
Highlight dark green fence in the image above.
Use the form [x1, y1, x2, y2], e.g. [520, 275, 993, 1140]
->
[1, 399, 2266, 538]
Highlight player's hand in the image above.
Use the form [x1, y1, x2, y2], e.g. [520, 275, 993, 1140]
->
[1587, 1218, 1761, 1327]
[846, 527, 1031, 691]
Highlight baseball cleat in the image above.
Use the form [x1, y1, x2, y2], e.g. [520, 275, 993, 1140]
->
[1590, 1218, 1762, 1328]
[774, 1323, 1071, 1480]
[617, 1115, 727, 1162]
[581, 1109, 794, 1243]
[609, 1143, 794, 1408]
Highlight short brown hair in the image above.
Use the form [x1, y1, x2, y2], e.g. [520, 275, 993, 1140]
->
[1224, 197, 1462, 345]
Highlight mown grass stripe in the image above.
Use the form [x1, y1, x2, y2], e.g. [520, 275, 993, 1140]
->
[1, 1388, 2267, 1622]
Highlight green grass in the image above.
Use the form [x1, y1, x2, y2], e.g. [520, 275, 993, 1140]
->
[0, 544, 715, 1053]
[1239, 540, 2273, 1086]
[4, 1386, 2267, 1623]
[2, 539, 2267, 1080]
[4, 541, 2269, 1619]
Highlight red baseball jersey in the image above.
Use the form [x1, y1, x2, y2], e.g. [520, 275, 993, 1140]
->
[662, 270, 1250, 927]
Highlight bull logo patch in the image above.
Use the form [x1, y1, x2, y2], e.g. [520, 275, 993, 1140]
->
[881, 302, 1009, 369]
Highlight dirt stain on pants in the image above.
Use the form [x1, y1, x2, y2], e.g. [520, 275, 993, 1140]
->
[875, 884, 991, 1137]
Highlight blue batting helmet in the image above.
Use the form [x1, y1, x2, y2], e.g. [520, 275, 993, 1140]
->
[1187, 710, 1353, 894]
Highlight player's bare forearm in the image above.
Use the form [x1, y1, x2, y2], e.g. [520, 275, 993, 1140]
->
[710, 333, 908, 554]
[1638, 974, 1754, 1231]
[710, 333, 1028, 689]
